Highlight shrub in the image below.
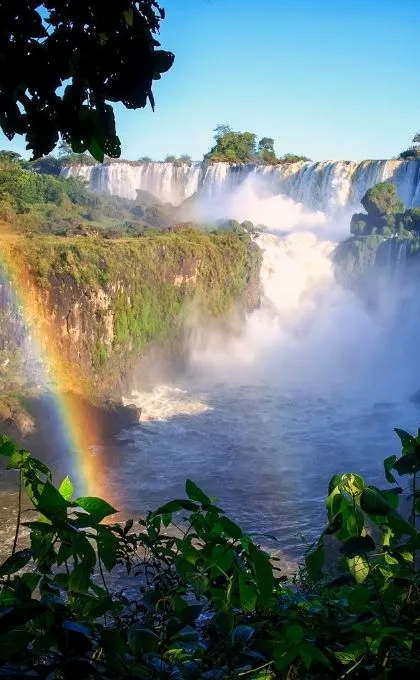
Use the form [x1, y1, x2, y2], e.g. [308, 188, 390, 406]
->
[0, 425, 419, 678]
[361, 182, 404, 218]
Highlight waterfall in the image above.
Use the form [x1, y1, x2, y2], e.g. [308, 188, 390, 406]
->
[61, 162, 203, 205]
[375, 238, 410, 274]
[62, 159, 420, 213]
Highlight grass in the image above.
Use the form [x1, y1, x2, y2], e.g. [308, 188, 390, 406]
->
[1, 231, 261, 393]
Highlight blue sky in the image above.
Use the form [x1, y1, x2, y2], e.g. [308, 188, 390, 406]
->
[2, 0, 420, 161]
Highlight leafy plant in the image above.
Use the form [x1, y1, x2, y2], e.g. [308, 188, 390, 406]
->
[0, 426, 419, 678]
[1, 2, 174, 159]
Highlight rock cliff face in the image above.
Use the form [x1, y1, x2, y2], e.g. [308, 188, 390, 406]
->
[1, 231, 261, 399]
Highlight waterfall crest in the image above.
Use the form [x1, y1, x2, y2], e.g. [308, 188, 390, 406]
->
[62, 159, 420, 212]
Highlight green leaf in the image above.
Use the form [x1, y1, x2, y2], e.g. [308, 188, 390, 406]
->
[97, 526, 119, 571]
[75, 496, 117, 523]
[37, 480, 69, 523]
[393, 454, 420, 476]
[384, 455, 398, 484]
[285, 623, 304, 645]
[394, 428, 416, 453]
[151, 499, 199, 516]
[340, 535, 375, 558]
[305, 543, 325, 581]
[274, 646, 299, 671]
[219, 516, 243, 539]
[20, 572, 41, 593]
[0, 630, 35, 662]
[299, 643, 331, 669]
[128, 626, 159, 655]
[0, 549, 32, 576]
[360, 487, 392, 516]
[0, 436, 16, 458]
[232, 624, 254, 645]
[88, 138, 105, 163]
[249, 544, 273, 606]
[239, 573, 257, 612]
[347, 555, 369, 584]
[209, 544, 233, 575]
[0, 601, 46, 634]
[59, 476, 74, 501]
[176, 538, 200, 566]
[185, 479, 211, 505]
[342, 473, 365, 495]
[68, 562, 92, 594]
[153, 50, 175, 75]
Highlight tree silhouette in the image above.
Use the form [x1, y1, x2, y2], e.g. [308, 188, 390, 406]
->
[1, 1, 174, 160]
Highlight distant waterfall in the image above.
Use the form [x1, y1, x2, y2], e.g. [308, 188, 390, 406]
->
[62, 159, 420, 212]
[61, 162, 203, 205]
[375, 238, 410, 274]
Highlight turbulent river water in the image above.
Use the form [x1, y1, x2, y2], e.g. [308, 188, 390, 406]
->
[108, 223, 420, 558]
[2, 174, 420, 563]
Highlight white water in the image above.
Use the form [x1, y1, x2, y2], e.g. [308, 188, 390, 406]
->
[87, 173, 420, 556]
[62, 158, 420, 212]
[3, 162, 419, 557]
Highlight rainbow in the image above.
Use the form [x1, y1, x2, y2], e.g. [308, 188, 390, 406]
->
[0, 234, 111, 502]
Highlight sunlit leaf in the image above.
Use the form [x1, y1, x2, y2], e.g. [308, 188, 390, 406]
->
[59, 476, 74, 501]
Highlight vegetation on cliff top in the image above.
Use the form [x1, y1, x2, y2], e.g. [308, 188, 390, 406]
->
[398, 132, 420, 160]
[349, 182, 420, 239]
[0, 425, 419, 679]
[335, 182, 420, 282]
[204, 124, 312, 165]
[3, 230, 260, 387]
[0, 152, 175, 236]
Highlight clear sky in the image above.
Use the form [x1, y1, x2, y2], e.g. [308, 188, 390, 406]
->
[2, 0, 420, 161]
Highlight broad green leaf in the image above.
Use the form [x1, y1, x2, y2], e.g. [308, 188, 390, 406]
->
[299, 643, 331, 669]
[249, 544, 273, 606]
[0, 436, 16, 458]
[0, 630, 35, 662]
[394, 428, 416, 453]
[7, 450, 29, 469]
[128, 626, 159, 655]
[97, 526, 119, 571]
[75, 496, 117, 523]
[219, 516, 243, 539]
[340, 535, 375, 558]
[0, 601, 46, 634]
[274, 646, 299, 671]
[88, 138, 105, 163]
[37, 480, 69, 523]
[209, 544, 233, 575]
[68, 562, 92, 594]
[185, 479, 211, 505]
[176, 538, 200, 565]
[305, 543, 325, 581]
[347, 555, 369, 584]
[384, 455, 398, 484]
[231, 624, 254, 645]
[20, 572, 41, 593]
[239, 573, 257, 612]
[213, 608, 234, 634]
[0, 549, 32, 576]
[347, 585, 371, 611]
[285, 623, 304, 645]
[342, 473, 365, 495]
[360, 487, 392, 516]
[151, 499, 199, 516]
[393, 454, 420, 476]
[59, 476, 74, 501]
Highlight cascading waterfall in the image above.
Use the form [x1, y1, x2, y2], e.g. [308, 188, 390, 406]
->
[62, 159, 420, 212]
[75, 155, 420, 550]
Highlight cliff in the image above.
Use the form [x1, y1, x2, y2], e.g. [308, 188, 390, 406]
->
[0, 229, 261, 399]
